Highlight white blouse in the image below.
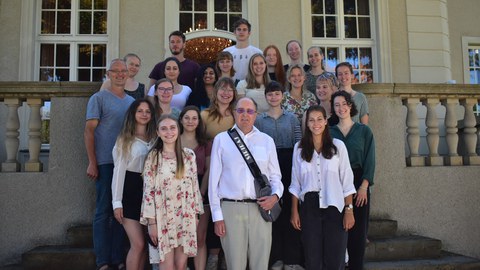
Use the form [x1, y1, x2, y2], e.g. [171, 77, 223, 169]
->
[111, 137, 155, 210]
[289, 139, 356, 213]
[236, 80, 268, 113]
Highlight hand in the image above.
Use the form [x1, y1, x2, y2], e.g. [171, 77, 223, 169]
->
[354, 187, 368, 207]
[114, 208, 123, 224]
[257, 195, 278, 211]
[148, 224, 158, 247]
[343, 211, 355, 231]
[214, 220, 226, 237]
[86, 162, 98, 180]
[290, 209, 301, 231]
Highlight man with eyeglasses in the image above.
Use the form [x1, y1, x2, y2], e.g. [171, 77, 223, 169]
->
[84, 59, 134, 270]
[208, 97, 283, 270]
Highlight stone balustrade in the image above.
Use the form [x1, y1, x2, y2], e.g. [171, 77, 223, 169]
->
[0, 82, 101, 172]
[355, 83, 480, 167]
[0, 82, 479, 172]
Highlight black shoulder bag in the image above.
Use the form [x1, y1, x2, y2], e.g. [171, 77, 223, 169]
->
[227, 128, 281, 222]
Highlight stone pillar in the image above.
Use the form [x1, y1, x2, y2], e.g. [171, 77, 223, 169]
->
[442, 98, 463, 165]
[461, 98, 480, 165]
[403, 98, 425, 166]
[25, 98, 43, 172]
[422, 98, 443, 166]
[2, 98, 21, 172]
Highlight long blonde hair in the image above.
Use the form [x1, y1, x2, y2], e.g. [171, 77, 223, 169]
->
[150, 114, 185, 179]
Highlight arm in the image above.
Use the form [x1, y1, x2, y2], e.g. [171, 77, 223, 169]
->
[290, 195, 301, 230]
[343, 194, 355, 231]
[289, 144, 302, 230]
[111, 143, 128, 223]
[140, 151, 157, 225]
[147, 78, 157, 92]
[357, 126, 375, 206]
[208, 136, 223, 222]
[360, 114, 369, 125]
[200, 156, 210, 198]
[84, 119, 99, 180]
[188, 150, 204, 215]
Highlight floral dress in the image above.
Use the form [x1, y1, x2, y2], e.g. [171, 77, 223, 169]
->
[281, 90, 318, 123]
[141, 148, 204, 263]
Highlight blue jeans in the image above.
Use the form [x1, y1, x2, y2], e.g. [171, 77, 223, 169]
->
[93, 164, 126, 267]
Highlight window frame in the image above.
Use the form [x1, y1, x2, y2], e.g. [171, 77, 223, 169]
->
[462, 36, 480, 84]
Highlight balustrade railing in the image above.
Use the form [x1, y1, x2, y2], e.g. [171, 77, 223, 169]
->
[0, 82, 100, 172]
[1, 82, 479, 172]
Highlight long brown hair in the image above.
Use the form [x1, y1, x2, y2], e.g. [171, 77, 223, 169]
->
[245, 53, 271, 89]
[205, 77, 237, 123]
[179, 105, 208, 146]
[263, 45, 286, 87]
[150, 114, 186, 179]
[299, 105, 337, 162]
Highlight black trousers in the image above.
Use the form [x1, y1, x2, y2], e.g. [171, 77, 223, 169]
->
[347, 168, 370, 270]
[270, 148, 304, 265]
[300, 192, 347, 270]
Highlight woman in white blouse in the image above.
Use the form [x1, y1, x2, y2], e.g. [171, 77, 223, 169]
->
[289, 105, 356, 270]
[111, 98, 157, 270]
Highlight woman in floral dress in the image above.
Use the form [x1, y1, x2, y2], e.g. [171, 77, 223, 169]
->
[282, 64, 317, 124]
[141, 114, 204, 270]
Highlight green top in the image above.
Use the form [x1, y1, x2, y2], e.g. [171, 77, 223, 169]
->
[330, 122, 375, 186]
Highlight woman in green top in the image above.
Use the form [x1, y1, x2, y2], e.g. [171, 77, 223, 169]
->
[329, 90, 375, 270]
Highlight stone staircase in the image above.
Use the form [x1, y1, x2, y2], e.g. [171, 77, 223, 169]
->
[2, 219, 480, 270]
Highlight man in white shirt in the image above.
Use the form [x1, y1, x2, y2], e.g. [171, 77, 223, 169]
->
[223, 18, 262, 81]
[208, 97, 283, 270]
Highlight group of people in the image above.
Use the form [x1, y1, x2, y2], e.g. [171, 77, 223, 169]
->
[84, 17, 375, 270]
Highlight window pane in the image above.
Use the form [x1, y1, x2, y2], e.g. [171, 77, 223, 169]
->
[360, 70, 373, 83]
[80, 0, 92, 9]
[357, 0, 369, 15]
[215, 0, 227, 12]
[92, 69, 105, 81]
[469, 49, 475, 67]
[40, 44, 54, 66]
[40, 68, 54, 81]
[180, 0, 193, 11]
[78, 44, 91, 66]
[352, 70, 359, 84]
[215, 14, 228, 30]
[195, 0, 207, 11]
[56, 68, 69, 81]
[229, 0, 241, 12]
[228, 14, 241, 32]
[344, 0, 356, 15]
[41, 11, 55, 34]
[195, 13, 207, 29]
[58, 0, 71, 9]
[93, 11, 107, 34]
[325, 47, 338, 72]
[94, 0, 107, 9]
[180, 13, 193, 33]
[57, 11, 71, 34]
[311, 0, 323, 14]
[358, 17, 370, 38]
[56, 44, 70, 67]
[359, 47, 372, 69]
[325, 0, 336, 14]
[326, 16, 337, 37]
[344, 17, 357, 38]
[42, 0, 56, 9]
[475, 50, 480, 67]
[345, 47, 358, 68]
[79, 11, 92, 34]
[92, 44, 106, 67]
[312, 16, 325, 37]
[78, 69, 91, 81]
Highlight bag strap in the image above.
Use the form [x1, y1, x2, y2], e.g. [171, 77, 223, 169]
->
[227, 127, 263, 180]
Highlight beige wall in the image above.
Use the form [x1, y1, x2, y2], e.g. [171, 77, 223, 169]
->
[447, 0, 480, 84]
[0, 0, 21, 81]
[388, 0, 411, 83]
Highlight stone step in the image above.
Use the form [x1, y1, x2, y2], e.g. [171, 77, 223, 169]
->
[364, 253, 480, 270]
[66, 225, 93, 248]
[21, 246, 95, 270]
[365, 235, 442, 261]
[368, 219, 397, 239]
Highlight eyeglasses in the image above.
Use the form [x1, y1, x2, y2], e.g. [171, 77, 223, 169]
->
[109, 69, 128, 74]
[219, 87, 234, 93]
[235, 108, 256, 115]
[157, 87, 173, 93]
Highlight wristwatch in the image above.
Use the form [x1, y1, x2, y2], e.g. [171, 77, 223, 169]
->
[345, 204, 353, 210]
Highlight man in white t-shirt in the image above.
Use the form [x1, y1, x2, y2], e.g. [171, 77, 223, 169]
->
[223, 18, 262, 81]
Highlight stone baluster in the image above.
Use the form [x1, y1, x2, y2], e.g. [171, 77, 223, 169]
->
[460, 98, 480, 165]
[25, 98, 43, 172]
[403, 98, 425, 166]
[441, 98, 463, 165]
[422, 98, 443, 166]
[1, 98, 21, 172]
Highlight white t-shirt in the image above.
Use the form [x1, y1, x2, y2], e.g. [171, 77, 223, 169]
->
[223, 45, 262, 81]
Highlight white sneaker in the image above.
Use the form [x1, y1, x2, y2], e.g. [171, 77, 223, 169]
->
[270, 260, 283, 270]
